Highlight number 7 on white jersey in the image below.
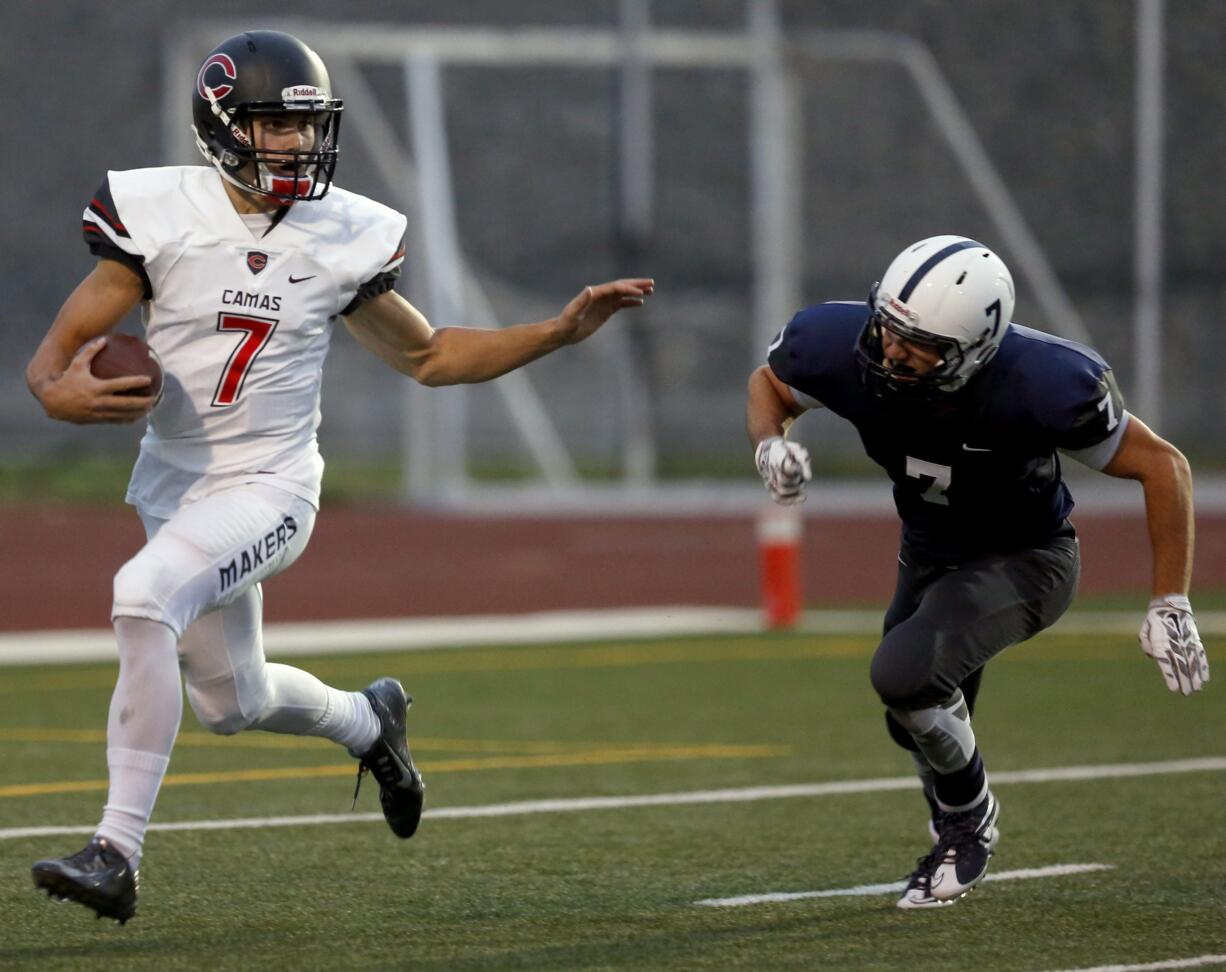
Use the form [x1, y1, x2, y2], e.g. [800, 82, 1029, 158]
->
[212, 313, 278, 407]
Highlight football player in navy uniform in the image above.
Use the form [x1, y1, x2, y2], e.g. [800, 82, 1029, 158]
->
[25, 30, 652, 924]
[747, 235, 1206, 908]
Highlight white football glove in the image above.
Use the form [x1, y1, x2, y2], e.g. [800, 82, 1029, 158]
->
[754, 436, 813, 506]
[1139, 594, 1209, 695]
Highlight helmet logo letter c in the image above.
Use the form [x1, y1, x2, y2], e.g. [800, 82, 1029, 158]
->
[197, 53, 237, 101]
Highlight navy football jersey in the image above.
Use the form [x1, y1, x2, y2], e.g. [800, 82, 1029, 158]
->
[767, 301, 1125, 561]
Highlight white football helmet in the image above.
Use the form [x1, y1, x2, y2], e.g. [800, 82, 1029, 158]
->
[858, 235, 1016, 397]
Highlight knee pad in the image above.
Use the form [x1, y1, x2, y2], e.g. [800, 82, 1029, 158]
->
[885, 709, 922, 753]
[888, 691, 976, 775]
[187, 701, 250, 736]
[112, 531, 220, 637]
[180, 597, 270, 737]
[112, 549, 179, 631]
[186, 679, 265, 736]
[870, 614, 953, 709]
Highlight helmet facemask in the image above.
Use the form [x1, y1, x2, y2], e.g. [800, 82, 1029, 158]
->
[197, 96, 342, 204]
[855, 234, 1014, 402]
[857, 283, 997, 401]
[191, 32, 344, 204]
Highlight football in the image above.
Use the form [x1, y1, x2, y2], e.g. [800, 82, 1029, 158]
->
[90, 333, 163, 401]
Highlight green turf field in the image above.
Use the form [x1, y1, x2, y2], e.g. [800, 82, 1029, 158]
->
[1, 629, 1224, 970]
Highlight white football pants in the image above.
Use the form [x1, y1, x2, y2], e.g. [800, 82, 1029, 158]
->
[113, 482, 317, 734]
[98, 483, 378, 861]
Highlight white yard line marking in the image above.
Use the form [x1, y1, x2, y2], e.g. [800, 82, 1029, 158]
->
[1039, 956, 1226, 972]
[2, 755, 1223, 842]
[0, 608, 767, 666]
[695, 863, 1113, 907]
[4, 608, 1226, 666]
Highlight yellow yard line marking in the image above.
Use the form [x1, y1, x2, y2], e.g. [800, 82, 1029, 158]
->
[0, 671, 119, 694]
[0, 728, 323, 749]
[0, 729, 744, 755]
[0, 742, 789, 799]
[10, 629, 1149, 698]
[409, 737, 613, 754]
[420, 744, 789, 772]
[302, 638, 871, 678]
[0, 638, 871, 695]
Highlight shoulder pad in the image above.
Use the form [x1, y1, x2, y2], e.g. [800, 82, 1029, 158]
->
[999, 326, 1124, 449]
[767, 301, 866, 389]
[82, 172, 142, 259]
[292, 186, 408, 298]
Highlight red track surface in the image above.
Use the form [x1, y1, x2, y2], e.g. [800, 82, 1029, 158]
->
[2, 507, 1223, 632]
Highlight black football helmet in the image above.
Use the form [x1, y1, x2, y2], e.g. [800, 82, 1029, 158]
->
[192, 31, 343, 202]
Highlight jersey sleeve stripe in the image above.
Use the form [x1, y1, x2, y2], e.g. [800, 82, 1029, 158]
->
[1059, 411, 1130, 470]
[82, 206, 152, 298]
[789, 386, 825, 411]
[82, 211, 143, 257]
[87, 196, 130, 238]
[379, 246, 406, 272]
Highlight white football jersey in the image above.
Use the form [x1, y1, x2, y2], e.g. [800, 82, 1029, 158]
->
[82, 166, 406, 517]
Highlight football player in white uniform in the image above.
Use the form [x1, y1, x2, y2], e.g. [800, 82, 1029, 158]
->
[25, 30, 654, 924]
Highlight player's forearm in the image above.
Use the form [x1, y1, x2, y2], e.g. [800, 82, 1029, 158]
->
[746, 366, 797, 445]
[1140, 445, 1195, 596]
[26, 338, 75, 402]
[28, 263, 143, 404]
[412, 320, 565, 387]
[28, 297, 99, 399]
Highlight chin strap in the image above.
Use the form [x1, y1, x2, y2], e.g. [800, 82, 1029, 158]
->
[258, 163, 315, 201]
[192, 117, 319, 203]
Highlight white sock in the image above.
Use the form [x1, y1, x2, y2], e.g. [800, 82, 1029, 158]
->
[248, 663, 379, 754]
[96, 617, 183, 865]
[99, 749, 170, 866]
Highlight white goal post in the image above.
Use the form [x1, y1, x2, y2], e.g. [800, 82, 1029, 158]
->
[165, 4, 1155, 513]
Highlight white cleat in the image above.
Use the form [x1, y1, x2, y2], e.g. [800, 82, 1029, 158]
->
[928, 792, 1000, 902]
[896, 793, 1000, 909]
[896, 872, 957, 909]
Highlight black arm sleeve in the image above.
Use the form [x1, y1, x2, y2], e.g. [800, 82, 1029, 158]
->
[340, 266, 401, 316]
[342, 235, 406, 316]
[84, 237, 153, 300]
[82, 175, 153, 299]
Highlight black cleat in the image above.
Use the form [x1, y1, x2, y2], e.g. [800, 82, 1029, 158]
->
[32, 837, 138, 924]
[351, 677, 425, 838]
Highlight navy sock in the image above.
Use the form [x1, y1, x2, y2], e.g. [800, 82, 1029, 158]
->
[933, 748, 986, 812]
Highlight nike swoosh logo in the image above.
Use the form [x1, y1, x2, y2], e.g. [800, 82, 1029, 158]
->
[288, 275, 316, 284]
[961, 444, 992, 452]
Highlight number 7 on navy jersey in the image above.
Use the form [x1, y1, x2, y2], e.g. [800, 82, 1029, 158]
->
[906, 457, 952, 506]
[212, 313, 278, 407]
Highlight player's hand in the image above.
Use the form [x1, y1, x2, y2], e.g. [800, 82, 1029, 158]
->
[1139, 594, 1209, 695]
[35, 338, 154, 425]
[554, 278, 654, 345]
[755, 436, 812, 505]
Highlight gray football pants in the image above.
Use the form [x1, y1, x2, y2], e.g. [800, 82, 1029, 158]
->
[871, 532, 1081, 732]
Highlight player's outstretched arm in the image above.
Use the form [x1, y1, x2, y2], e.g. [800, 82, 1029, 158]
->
[343, 279, 654, 387]
[26, 259, 154, 424]
[1101, 415, 1207, 694]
